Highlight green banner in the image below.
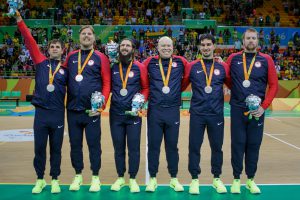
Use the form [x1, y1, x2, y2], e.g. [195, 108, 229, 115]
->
[182, 19, 216, 29]
[23, 19, 53, 28]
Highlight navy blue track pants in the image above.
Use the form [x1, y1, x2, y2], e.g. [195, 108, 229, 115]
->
[188, 114, 225, 178]
[33, 107, 64, 179]
[147, 105, 180, 177]
[67, 110, 101, 175]
[231, 106, 265, 179]
[109, 113, 142, 178]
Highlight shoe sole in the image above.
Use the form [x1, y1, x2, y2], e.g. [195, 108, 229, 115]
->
[130, 188, 140, 193]
[89, 188, 101, 192]
[69, 183, 82, 191]
[213, 185, 227, 193]
[51, 190, 61, 194]
[189, 190, 200, 195]
[32, 184, 46, 194]
[230, 188, 241, 194]
[111, 183, 125, 191]
[246, 185, 261, 194]
[170, 184, 184, 192]
[145, 185, 157, 192]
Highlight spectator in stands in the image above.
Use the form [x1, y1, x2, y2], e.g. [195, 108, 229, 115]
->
[234, 39, 242, 51]
[265, 15, 271, 26]
[274, 13, 280, 27]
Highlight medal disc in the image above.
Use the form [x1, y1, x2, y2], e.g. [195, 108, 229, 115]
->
[162, 86, 170, 94]
[242, 80, 251, 88]
[47, 84, 55, 92]
[204, 86, 212, 93]
[75, 74, 83, 82]
[120, 88, 128, 96]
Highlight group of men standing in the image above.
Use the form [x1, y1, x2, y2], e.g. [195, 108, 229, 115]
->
[15, 11, 278, 195]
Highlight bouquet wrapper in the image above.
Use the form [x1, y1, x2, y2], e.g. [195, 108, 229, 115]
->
[244, 94, 261, 120]
[125, 93, 145, 117]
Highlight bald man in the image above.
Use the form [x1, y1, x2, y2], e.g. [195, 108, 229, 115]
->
[143, 36, 189, 192]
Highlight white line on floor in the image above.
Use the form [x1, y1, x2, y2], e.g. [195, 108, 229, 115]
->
[264, 132, 300, 150]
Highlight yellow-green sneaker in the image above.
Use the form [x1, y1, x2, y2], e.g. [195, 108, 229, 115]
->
[32, 179, 46, 194]
[69, 174, 82, 191]
[230, 179, 241, 194]
[145, 177, 157, 192]
[111, 177, 125, 191]
[246, 179, 261, 194]
[89, 176, 101, 192]
[170, 178, 184, 192]
[189, 179, 200, 195]
[129, 179, 140, 193]
[51, 179, 61, 194]
[213, 178, 227, 193]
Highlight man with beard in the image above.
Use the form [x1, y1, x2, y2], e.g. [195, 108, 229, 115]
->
[15, 11, 67, 194]
[64, 25, 111, 192]
[181, 34, 230, 194]
[143, 36, 188, 192]
[109, 38, 149, 193]
[226, 28, 278, 194]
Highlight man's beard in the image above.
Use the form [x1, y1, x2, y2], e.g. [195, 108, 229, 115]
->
[119, 51, 133, 63]
[245, 43, 257, 52]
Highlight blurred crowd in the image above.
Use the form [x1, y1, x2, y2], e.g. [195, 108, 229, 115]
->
[1, 24, 299, 80]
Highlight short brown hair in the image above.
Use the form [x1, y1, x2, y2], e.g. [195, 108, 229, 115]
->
[79, 25, 95, 34]
[48, 39, 64, 49]
[242, 28, 258, 40]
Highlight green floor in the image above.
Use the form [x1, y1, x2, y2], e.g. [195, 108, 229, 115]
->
[0, 184, 299, 200]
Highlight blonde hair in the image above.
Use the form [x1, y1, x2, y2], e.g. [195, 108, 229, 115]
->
[79, 25, 95, 34]
[242, 28, 258, 40]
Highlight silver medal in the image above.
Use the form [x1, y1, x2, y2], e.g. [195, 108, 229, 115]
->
[204, 86, 212, 94]
[242, 80, 251, 88]
[120, 88, 128, 96]
[47, 84, 55, 92]
[75, 74, 83, 82]
[162, 86, 170, 94]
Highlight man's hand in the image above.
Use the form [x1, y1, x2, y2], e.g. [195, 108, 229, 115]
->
[15, 10, 22, 22]
[138, 109, 147, 117]
[249, 106, 265, 118]
[87, 108, 103, 117]
[214, 56, 224, 63]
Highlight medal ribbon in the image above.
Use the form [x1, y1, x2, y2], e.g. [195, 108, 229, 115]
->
[49, 61, 61, 85]
[242, 52, 256, 81]
[77, 49, 94, 75]
[119, 61, 133, 89]
[158, 57, 172, 87]
[200, 59, 214, 87]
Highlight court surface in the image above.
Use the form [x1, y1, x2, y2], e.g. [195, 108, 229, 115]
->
[0, 108, 299, 199]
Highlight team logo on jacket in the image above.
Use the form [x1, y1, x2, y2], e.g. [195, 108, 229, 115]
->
[59, 68, 65, 75]
[172, 62, 178, 67]
[88, 60, 94, 66]
[255, 61, 261, 68]
[214, 69, 220, 75]
[129, 71, 134, 78]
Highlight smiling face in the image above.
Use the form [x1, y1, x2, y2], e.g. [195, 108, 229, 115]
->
[79, 27, 95, 50]
[48, 42, 63, 60]
[157, 36, 173, 59]
[119, 39, 134, 57]
[243, 30, 259, 53]
[200, 38, 215, 59]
